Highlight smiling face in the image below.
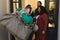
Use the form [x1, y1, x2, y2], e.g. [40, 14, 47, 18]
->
[38, 7, 41, 13]
[25, 8, 31, 15]
[25, 4, 32, 15]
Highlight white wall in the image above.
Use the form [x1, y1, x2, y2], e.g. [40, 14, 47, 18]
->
[0, 0, 10, 14]
[6, 0, 10, 13]
[58, 0, 60, 40]
[0, 0, 10, 40]
[0, 0, 7, 14]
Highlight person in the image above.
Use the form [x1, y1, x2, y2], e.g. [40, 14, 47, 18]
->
[15, 4, 34, 40]
[35, 6, 48, 40]
[34, 1, 48, 16]
[21, 5, 33, 24]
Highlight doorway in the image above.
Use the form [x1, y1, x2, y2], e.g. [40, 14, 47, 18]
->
[10, 0, 22, 13]
[45, 0, 59, 40]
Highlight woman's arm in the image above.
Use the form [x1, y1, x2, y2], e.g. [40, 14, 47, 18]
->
[42, 14, 48, 34]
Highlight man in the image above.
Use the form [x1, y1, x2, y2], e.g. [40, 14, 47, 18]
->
[34, 1, 48, 16]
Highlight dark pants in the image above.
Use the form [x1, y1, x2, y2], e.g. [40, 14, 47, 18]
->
[10, 34, 15, 40]
[28, 29, 35, 40]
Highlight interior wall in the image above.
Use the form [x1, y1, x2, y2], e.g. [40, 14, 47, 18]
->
[21, 0, 46, 10]
[58, 0, 60, 40]
[0, 0, 9, 40]
[21, 0, 37, 10]
[6, 0, 10, 13]
[21, 0, 25, 8]
[0, 0, 7, 14]
[28, 0, 37, 10]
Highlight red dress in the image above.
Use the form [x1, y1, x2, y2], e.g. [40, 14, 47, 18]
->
[35, 13, 48, 40]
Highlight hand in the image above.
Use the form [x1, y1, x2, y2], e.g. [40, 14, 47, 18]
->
[36, 15, 40, 19]
[42, 31, 45, 34]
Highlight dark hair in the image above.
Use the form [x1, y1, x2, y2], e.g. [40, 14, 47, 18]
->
[37, 6, 48, 15]
[25, 4, 32, 13]
[38, 1, 42, 5]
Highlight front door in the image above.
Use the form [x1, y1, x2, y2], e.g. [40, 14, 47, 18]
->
[46, 0, 59, 40]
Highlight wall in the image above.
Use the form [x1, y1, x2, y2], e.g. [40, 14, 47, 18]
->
[22, 0, 25, 8]
[6, 0, 10, 13]
[0, 0, 7, 14]
[0, 0, 9, 40]
[58, 0, 60, 40]
[22, 0, 37, 10]
[28, 0, 37, 10]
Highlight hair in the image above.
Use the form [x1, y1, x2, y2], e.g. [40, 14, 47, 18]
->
[37, 6, 48, 15]
[25, 4, 32, 13]
[38, 1, 42, 5]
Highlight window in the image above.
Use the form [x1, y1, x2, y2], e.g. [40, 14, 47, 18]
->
[10, 0, 22, 13]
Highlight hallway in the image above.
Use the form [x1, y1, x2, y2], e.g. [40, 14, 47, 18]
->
[0, 0, 59, 40]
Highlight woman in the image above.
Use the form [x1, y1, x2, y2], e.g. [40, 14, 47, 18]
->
[34, 1, 47, 16]
[15, 4, 33, 40]
[21, 5, 33, 25]
[35, 6, 48, 40]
